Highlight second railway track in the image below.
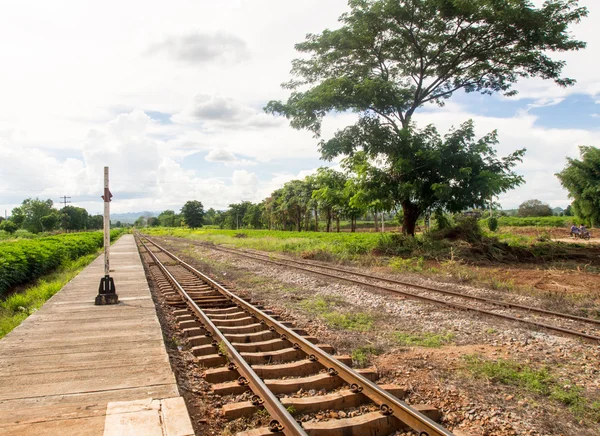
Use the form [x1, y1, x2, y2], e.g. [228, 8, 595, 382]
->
[137, 235, 454, 436]
[161, 237, 600, 343]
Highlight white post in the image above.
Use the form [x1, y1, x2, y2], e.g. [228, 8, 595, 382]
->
[95, 166, 118, 305]
[104, 167, 110, 277]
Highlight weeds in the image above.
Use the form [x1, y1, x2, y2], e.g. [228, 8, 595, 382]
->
[351, 345, 380, 368]
[299, 295, 374, 331]
[389, 257, 424, 272]
[393, 331, 454, 348]
[463, 355, 599, 422]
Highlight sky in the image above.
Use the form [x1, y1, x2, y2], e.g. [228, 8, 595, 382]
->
[0, 0, 598, 216]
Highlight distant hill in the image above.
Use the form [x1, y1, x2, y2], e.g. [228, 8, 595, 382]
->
[111, 211, 158, 224]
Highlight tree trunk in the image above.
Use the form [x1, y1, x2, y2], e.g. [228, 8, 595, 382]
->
[326, 210, 332, 232]
[402, 201, 421, 236]
[336, 216, 340, 232]
[373, 212, 379, 232]
[351, 217, 356, 232]
[314, 208, 319, 232]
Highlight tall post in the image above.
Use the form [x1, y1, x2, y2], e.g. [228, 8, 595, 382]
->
[95, 166, 119, 305]
[104, 168, 110, 277]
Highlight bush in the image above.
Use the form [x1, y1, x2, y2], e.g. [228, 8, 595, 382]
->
[487, 216, 499, 232]
[0, 230, 123, 298]
[434, 217, 482, 243]
[433, 210, 453, 231]
[0, 221, 18, 234]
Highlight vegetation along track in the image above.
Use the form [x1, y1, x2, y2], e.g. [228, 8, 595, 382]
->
[137, 235, 453, 436]
[181, 239, 600, 344]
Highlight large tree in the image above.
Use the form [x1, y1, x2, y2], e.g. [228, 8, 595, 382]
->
[312, 168, 347, 232]
[266, 0, 587, 234]
[556, 146, 600, 226]
[14, 198, 56, 233]
[517, 199, 553, 217]
[60, 206, 89, 231]
[181, 200, 205, 229]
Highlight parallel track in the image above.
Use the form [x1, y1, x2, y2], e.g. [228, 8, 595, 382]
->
[192, 241, 600, 343]
[137, 235, 454, 436]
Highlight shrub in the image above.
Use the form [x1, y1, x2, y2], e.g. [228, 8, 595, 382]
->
[487, 216, 499, 232]
[0, 230, 123, 298]
[433, 210, 453, 231]
[0, 221, 18, 234]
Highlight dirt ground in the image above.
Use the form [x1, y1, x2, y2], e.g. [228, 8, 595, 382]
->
[147, 235, 600, 436]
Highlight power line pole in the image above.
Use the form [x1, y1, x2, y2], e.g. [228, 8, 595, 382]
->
[59, 196, 71, 208]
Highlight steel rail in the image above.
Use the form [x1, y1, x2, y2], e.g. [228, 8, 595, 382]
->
[139, 238, 307, 436]
[142, 235, 454, 436]
[210, 244, 600, 327]
[201, 242, 600, 343]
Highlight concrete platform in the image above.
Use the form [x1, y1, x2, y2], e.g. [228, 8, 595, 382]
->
[0, 234, 194, 436]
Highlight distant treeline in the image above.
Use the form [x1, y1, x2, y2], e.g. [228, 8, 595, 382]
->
[0, 198, 127, 237]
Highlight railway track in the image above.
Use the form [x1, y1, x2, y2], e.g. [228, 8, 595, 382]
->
[137, 235, 454, 436]
[182, 240, 600, 343]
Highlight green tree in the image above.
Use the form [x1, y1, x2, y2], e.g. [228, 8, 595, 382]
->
[60, 206, 89, 231]
[243, 203, 264, 229]
[181, 200, 205, 229]
[10, 207, 25, 228]
[204, 208, 218, 226]
[158, 210, 177, 227]
[280, 180, 312, 232]
[556, 146, 600, 226]
[266, 0, 586, 234]
[88, 214, 104, 230]
[564, 204, 573, 217]
[18, 198, 56, 233]
[517, 199, 553, 217]
[147, 217, 160, 227]
[0, 220, 18, 234]
[312, 168, 347, 232]
[40, 213, 59, 231]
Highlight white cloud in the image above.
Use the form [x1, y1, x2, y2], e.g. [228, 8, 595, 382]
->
[205, 149, 257, 167]
[415, 103, 599, 209]
[146, 32, 250, 64]
[172, 94, 282, 130]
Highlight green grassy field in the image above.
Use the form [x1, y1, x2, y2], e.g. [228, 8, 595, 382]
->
[143, 227, 384, 258]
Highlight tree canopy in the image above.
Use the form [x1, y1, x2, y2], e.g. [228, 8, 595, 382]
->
[181, 200, 205, 229]
[266, 0, 587, 234]
[517, 199, 553, 217]
[556, 146, 600, 226]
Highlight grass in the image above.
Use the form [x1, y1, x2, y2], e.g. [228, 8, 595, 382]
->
[351, 345, 380, 368]
[143, 227, 383, 259]
[299, 295, 374, 331]
[464, 355, 600, 422]
[493, 216, 572, 228]
[0, 252, 99, 338]
[393, 331, 455, 348]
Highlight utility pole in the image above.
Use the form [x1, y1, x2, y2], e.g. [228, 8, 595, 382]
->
[59, 196, 71, 208]
[95, 167, 118, 305]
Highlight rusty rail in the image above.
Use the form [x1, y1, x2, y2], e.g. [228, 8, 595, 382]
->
[139, 238, 307, 436]
[210, 244, 600, 327]
[200, 242, 600, 343]
[141, 235, 454, 436]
